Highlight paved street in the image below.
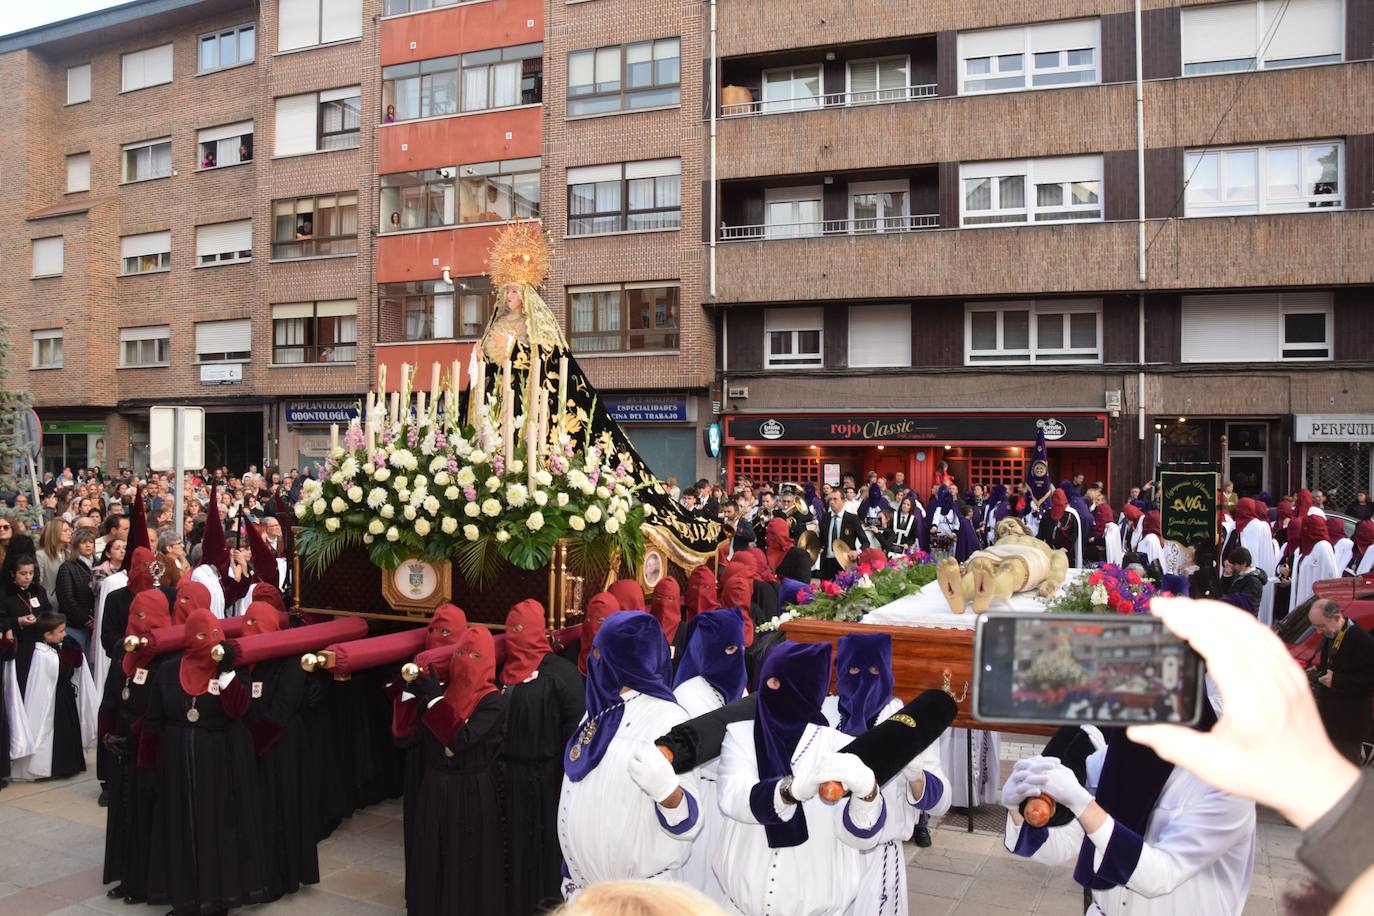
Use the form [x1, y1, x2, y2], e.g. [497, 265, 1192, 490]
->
[0, 746, 1312, 916]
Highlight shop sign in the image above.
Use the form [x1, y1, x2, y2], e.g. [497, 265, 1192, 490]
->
[1159, 469, 1219, 547]
[725, 413, 1107, 445]
[604, 395, 688, 423]
[200, 364, 242, 385]
[42, 420, 106, 435]
[703, 423, 722, 458]
[285, 400, 361, 425]
[1294, 415, 1374, 443]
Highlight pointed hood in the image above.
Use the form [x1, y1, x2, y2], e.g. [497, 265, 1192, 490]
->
[1026, 429, 1053, 506]
[242, 516, 279, 585]
[179, 608, 224, 697]
[835, 632, 895, 738]
[128, 547, 158, 595]
[440, 626, 498, 722]
[200, 484, 229, 571]
[1300, 514, 1331, 555]
[608, 578, 646, 612]
[648, 577, 682, 646]
[123, 589, 172, 677]
[673, 607, 746, 702]
[173, 579, 212, 624]
[753, 640, 831, 848]
[122, 490, 151, 573]
[578, 592, 619, 676]
[501, 599, 550, 686]
[685, 565, 719, 621]
[766, 516, 795, 569]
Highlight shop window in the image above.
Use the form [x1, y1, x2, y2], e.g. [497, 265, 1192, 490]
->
[730, 454, 824, 490]
[968, 456, 1027, 490]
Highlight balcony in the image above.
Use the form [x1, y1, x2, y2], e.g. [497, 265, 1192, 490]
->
[720, 213, 938, 241]
[721, 84, 937, 118]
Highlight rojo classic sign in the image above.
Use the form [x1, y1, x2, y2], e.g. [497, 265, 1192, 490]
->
[1159, 469, 1219, 547]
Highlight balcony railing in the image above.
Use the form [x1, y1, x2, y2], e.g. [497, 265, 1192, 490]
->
[720, 213, 939, 242]
[721, 84, 938, 118]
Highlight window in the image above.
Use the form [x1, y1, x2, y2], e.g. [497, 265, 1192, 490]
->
[66, 64, 91, 105]
[66, 153, 90, 193]
[849, 180, 909, 233]
[964, 300, 1102, 364]
[119, 325, 171, 367]
[274, 87, 360, 156]
[271, 301, 357, 364]
[764, 186, 823, 239]
[197, 122, 254, 169]
[567, 282, 680, 354]
[121, 44, 174, 93]
[32, 237, 64, 278]
[382, 44, 540, 122]
[761, 66, 822, 113]
[379, 158, 542, 231]
[384, 0, 461, 13]
[199, 23, 255, 72]
[122, 138, 172, 183]
[568, 38, 680, 116]
[848, 57, 909, 104]
[196, 220, 252, 265]
[1185, 141, 1343, 215]
[960, 156, 1103, 227]
[195, 318, 251, 362]
[848, 304, 911, 368]
[380, 279, 494, 341]
[1182, 0, 1342, 75]
[32, 329, 63, 369]
[1181, 292, 1332, 362]
[959, 19, 1099, 94]
[278, 0, 363, 51]
[765, 307, 824, 368]
[272, 193, 357, 259]
[120, 231, 172, 275]
[567, 160, 680, 236]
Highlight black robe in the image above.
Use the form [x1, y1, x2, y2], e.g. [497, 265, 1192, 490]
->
[143, 658, 270, 915]
[103, 654, 166, 897]
[775, 547, 815, 585]
[499, 654, 585, 916]
[408, 690, 507, 916]
[246, 655, 325, 899]
[5, 585, 53, 691]
[17, 638, 86, 780]
[0, 633, 14, 782]
[98, 585, 175, 786]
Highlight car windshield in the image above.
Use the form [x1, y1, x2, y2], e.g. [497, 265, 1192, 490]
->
[1276, 596, 1319, 646]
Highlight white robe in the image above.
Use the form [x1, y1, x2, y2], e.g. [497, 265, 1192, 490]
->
[1332, 538, 1353, 575]
[1138, 534, 1164, 569]
[673, 676, 732, 905]
[1292, 541, 1338, 609]
[10, 642, 98, 781]
[821, 696, 952, 916]
[938, 726, 1001, 807]
[4, 661, 33, 761]
[191, 564, 228, 618]
[558, 691, 702, 897]
[1357, 548, 1374, 576]
[1004, 751, 1255, 916]
[1103, 523, 1124, 567]
[713, 720, 886, 916]
[231, 577, 286, 618]
[92, 570, 127, 685]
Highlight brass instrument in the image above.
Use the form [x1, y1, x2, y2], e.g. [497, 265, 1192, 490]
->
[832, 540, 857, 572]
[123, 634, 148, 653]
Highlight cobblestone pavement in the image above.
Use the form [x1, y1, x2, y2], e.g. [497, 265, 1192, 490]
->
[0, 745, 1312, 915]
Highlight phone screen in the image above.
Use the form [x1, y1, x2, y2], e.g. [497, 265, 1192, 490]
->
[973, 613, 1205, 728]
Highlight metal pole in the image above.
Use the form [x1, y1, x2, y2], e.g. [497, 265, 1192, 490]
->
[173, 407, 185, 549]
[708, 0, 718, 299]
[965, 728, 975, 832]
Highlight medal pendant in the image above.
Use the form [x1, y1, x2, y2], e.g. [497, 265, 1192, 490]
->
[121, 687, 130, 701]
[569, 743, 581, 762]
[186, 707, 200, 723]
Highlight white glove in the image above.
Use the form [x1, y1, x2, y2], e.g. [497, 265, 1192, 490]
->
[627, 744, 679, 803]
[1001, 756, 1046, 811]
[1024, 760, 1093, 817]
[788, 754, 822, 802]
[814, 752, 877, 799]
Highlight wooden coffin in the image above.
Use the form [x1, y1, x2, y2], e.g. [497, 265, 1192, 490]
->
[781, 617, 1052, 736]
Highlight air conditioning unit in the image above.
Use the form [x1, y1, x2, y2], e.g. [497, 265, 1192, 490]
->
[727, 385, 749, 399]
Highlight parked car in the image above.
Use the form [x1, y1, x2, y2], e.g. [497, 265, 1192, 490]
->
[1278, 576, 1374, 667]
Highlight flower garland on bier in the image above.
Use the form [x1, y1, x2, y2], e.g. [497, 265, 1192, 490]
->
[1041, 563, 1156, 615]
[760, 547, 937, 628]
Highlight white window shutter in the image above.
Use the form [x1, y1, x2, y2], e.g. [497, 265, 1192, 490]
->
[147, 44, 174, 85]
[1030, 155, 1103, 184]
[278, 0, 321, 51]
[624, 159, 681, 179]
[321, 0, 363, 44]
[315, 300, 357, 317]
[1264, 0, 1342, 63]
[849, 304, 911, 368]
[32, 237, 63, 277]
[959, 26, 1024, 59]
[196, 318, 252, 356]
[66, 153, 91, 193]
[120, 231, 171, 260]
[66, 64, 91, 104]
[119, 325, 171, 343]
[1182, 3, 1258, 66]
[195, 220, 252, 259]
[198, 121, 253, 144]
[1181, 294, 1281, 362]
[1028, 19, 1099, 54]
[318, 85, 360, 103]
[567, 164, 623, 184]
[274, 93, 319, 155]
[272, 303, 315, 319]
[765, 307, 824, 333]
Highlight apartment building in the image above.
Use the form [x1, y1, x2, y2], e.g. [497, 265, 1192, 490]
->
[0, 0, 379, 475]
[706, 0, 1374, 503]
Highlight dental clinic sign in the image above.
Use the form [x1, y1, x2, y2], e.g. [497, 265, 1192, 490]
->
[1295, 415, 1374, 443]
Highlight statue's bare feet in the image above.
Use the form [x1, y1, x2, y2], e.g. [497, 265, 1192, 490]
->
[971, 566, 995, 614]
[1038, 580, 1059, 597]
[937, 558, 965, 614]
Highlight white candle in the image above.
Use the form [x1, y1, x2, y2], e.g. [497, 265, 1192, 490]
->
[415, 390, 426, 421]
[377, 363, 386, 395]
[365, 392, 376, 451]
[430, 361, 441, 398]
[390, 391, 401, 427]
[526, 347, 540, 488]
[330, 423, 339, 453]
[501, 358, 514, 469]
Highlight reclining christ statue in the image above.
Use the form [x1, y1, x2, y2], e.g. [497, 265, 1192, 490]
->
[936, 517, 1070, 614]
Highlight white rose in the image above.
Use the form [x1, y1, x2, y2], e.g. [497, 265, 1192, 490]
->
[526, 511, 545, 531]
[585, 505, 602, 524]
[429, 455, 447, 473]
[441, 516, 459, 535]
[330, 472, 344, 486]
[535, 469, 552, 487]
[485, 476, 500, 492]
[445, 486, 460, 501]
[364, 463, 375, 478]
[381, 504, 396, 519]
[614, 484, 629, 498]
[374, 467, 391, 482]
[325, 517, 340, 532]
[395, 476, 409, 492]
[510, 459, 524, 475]
[414, 518, 431, 537]
[615, 509, 626, 524]
[294, 503, 307, 519]
[367, 487, 388, 509]
[463, 524, 480, 541]
[482, 498, 501, 517]
[465, 502, 481, 518]
[403, 505, 417, 521]
[496, 529, 510, 543]
[468, 450, 487, 465]
[506, 484, 529, 508]
[311, 498, 325, 515]
[368, 518, 385, 535]
[581, 482, 595, 497]
[423, 495, 441, 516]
[385, 526, 400, 542]
[347, 485, 364, 503]
[533, 491, 548, 507]
[556, 492, 569, 507]
[434, 471, 450, 487]
[331, 497, 348, 513]
[457, 467, 476, 487]
[605, 517, 620, 534]
[596, 486, 611, 500]
[362, 533, 374, 544]
[396, 489, 411, 504]
[569, 515, 585, 531]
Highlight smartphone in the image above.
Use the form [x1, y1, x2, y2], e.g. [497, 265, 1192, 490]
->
[972, 612, 1205, 728]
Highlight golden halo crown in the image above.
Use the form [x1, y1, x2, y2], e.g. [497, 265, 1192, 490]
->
[487, 219, 550, 290]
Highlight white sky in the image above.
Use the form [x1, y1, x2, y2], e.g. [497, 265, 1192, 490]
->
[0, 1, 128, 37]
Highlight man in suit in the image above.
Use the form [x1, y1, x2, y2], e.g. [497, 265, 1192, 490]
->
[1307, 598, 1374, 763]
[819, 489, 863, 581]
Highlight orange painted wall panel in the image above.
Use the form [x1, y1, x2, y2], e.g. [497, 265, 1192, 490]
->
[376, 223, 511, 284]
[376, 341, 477, 390]
[380, 0, 544, 65]
[378, 106, 542, 174]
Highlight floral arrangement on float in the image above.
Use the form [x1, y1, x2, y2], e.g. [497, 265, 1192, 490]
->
[1041, 563, 1157, 615]
[758, 548, 937, 629]
[292, 358, 648, 584]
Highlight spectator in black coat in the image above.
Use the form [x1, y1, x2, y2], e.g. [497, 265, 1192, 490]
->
[55, 527, 97, 659]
